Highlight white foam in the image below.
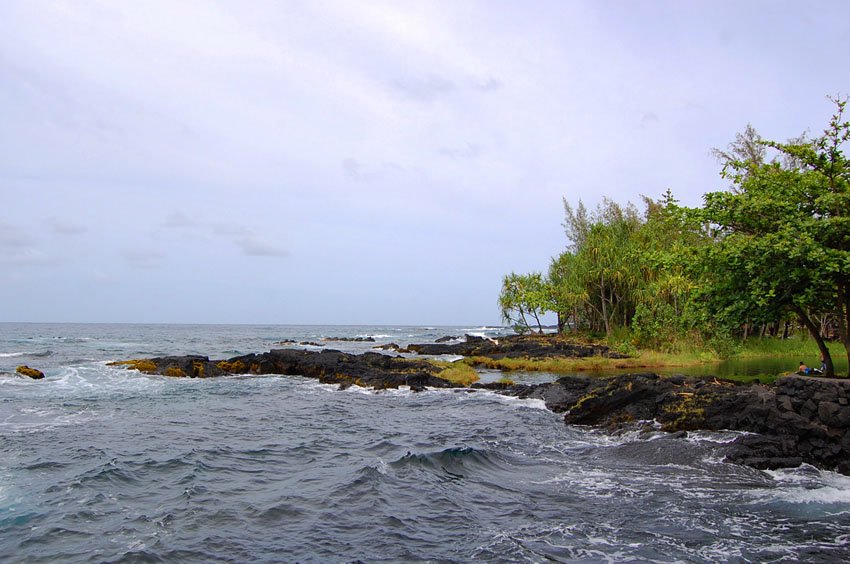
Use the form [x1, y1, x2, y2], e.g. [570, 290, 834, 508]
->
[756, 466, 850, 506]
[433, 354, 464, 362]
[0, 351, 28, 358]
[453, 388, 550, 411]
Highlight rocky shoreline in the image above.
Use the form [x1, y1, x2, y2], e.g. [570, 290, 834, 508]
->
[481, 373, 850, 475]
[100, 334, 850, 476]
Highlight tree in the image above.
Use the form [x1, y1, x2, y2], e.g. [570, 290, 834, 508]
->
[696, 98, 850, 376]
[498, 272, 549, 333]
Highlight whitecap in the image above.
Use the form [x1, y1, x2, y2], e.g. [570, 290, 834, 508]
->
[0, 352, 28, 358]
[754, 466, 850, 506]
[452, 388, 550, 411]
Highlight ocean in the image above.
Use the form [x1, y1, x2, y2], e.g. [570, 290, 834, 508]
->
[1, 323, 849, 562]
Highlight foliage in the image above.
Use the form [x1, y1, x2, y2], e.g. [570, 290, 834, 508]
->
[695, 97, 850, 375]
[498, 272, 549, 333]
[499, 95, 850, 371]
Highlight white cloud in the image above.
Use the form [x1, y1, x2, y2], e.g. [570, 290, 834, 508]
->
[233, 234, 287, 258]
[120, 249, 166, 269]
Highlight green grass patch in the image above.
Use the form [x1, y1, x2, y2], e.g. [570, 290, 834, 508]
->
[462, 350, 714, 374]
[736, 336, 842, 358]
[429, 360, 479, 386]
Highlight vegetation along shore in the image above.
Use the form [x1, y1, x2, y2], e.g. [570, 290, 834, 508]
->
[499, 98, 850, 378]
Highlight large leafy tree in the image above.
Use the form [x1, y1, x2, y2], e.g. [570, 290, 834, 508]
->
[697, 98, 850, 376]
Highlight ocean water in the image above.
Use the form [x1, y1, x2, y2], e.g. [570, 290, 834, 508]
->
[1, 323, 849, 563]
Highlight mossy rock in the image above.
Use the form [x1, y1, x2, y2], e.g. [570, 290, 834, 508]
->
[108, 359, 158, 373]
[16, 365, 45, 379]
[216, 360, 247, 373]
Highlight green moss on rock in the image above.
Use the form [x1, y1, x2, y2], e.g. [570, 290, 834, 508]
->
[16, 365, 44, 379]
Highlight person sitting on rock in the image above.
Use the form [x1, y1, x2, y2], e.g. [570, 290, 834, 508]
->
[799, 361, 811, 375]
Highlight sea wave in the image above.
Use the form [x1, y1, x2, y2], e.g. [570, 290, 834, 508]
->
[760, 466, 850, 506]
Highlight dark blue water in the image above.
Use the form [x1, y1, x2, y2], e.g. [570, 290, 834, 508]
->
[2, 324, 849, 562]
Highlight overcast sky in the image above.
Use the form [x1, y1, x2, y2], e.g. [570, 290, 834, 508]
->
[1, 0, 848, 325]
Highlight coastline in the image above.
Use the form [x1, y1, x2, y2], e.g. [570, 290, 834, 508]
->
[98, 333, 850, 477]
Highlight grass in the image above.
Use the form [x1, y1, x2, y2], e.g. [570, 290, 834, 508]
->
[462, 349, 715, 374]
[737, 336, 842, 358]
[429, 360, 480, 386]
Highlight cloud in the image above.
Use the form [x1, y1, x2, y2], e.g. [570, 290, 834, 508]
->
[0, 247, 57, 266]
[0, 221, 59, 266]
[120, 249, 166, 269]
[471, 77, 503, 92]
[210, 221, 288, 258]
[161, 212, 288, 258]
[342, 158, 369, 181]
[392, 75, 456, 102]
[162, 211, 198, 228]
[438, 143, 481, 159]
[233, 234, 288, 257]
[0, 221, 34, 247]
[47, 217, 87, 235]
[639, 112, 660, 128]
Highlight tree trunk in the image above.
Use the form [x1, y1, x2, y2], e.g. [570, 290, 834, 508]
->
[531, 310, 544, 334]
[793, 303, 834, 377]
[600, 275, 610, 336]
[840, 283, 850, 377]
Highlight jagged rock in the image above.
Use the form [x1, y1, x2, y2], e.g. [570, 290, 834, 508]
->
[321, 336, 375, 342]
[435, 336, 458, 343]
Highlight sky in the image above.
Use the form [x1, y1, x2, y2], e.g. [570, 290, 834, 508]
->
[1, 0, 849, 325]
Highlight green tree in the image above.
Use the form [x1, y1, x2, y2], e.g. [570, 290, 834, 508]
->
[498, 272, 549, 333]
[696, 98, 850, 376]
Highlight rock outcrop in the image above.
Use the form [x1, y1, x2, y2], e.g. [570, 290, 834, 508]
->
[109, 341, 850, 475]
[479, 373, 850, 475]
[110, 349, 458, 391]
[408, 334, 626, 359]
[16, 365, 45, 379]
